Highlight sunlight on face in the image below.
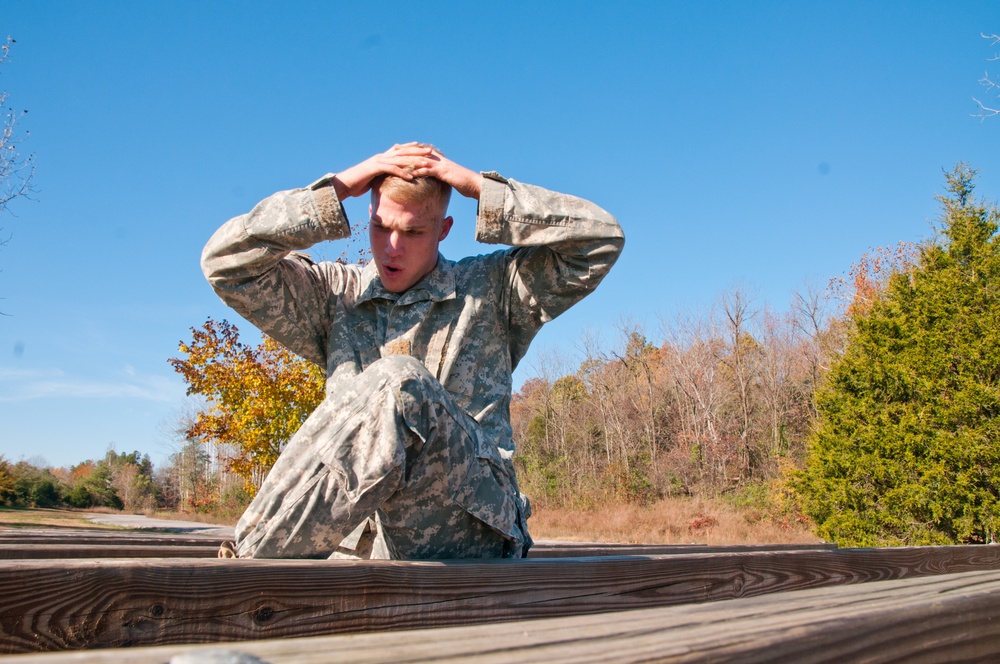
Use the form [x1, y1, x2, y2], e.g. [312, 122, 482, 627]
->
[369, 193, 453, 293]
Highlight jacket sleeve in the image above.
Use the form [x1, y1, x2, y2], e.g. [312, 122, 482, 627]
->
[200, 174, 352, 366]
[475, 172, 625, 364]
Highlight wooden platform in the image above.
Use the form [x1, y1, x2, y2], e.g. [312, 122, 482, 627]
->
[6, 569, 1000, 663]
[0, 527, 836, 559]
[3, 526, 999, 660]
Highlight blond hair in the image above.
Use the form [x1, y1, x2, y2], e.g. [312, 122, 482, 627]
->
[372, 175, 452, 218]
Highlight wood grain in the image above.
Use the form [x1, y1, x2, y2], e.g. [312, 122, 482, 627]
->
[527, 542, 837, 558]
[0, 528, 835, 559]
[2, 544, 999, 653]
[6, 569, 1000, 663]
[0, 544, 220, 559]
[0, 529, 224, 546]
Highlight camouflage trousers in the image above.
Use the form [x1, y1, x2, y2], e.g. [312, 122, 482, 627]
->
[235, 355, 530, 559]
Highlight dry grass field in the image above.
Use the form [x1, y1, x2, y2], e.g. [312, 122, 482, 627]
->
[529, 497, 821, 545]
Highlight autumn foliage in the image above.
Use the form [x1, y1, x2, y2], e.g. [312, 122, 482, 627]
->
[510, 297, 835, 511]
[830, 241, 918, 318]
[169, 318, 325, 494]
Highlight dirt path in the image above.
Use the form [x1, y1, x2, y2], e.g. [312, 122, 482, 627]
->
[86, 513, 235, 538]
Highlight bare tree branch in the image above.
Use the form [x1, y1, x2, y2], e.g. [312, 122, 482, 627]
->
[973, 33, 1000, 120]
[0, 35, 35, 217]
[0, 35, 35, 314]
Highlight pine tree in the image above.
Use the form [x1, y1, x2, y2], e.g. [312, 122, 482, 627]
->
[799, 164, 1000, 546]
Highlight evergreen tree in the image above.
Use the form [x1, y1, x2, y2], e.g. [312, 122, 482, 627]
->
[799, 164, 1000, 546]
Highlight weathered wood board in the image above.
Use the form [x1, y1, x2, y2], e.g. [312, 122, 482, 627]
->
[0, 544, 220, 559]
[532, 542, 838, 558]
[0, 527, 836, 560]
[6, 569, 1000, 663]
[2, 544, 998, 653]
[0, 529, 226, 546]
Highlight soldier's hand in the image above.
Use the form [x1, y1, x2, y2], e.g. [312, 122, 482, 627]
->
[332, 142, 434, 200]
[411, 148, 484, 201]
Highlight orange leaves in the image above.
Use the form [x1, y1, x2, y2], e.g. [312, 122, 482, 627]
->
[169, 318, 326, 495]
[830, 242, 919, 318]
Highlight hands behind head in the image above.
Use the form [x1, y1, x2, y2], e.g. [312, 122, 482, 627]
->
[333, 142, 483, 202]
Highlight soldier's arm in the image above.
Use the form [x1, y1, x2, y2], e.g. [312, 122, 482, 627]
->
[201, 144, 444, 365]
[200, 176, 353, 366]
[380, 147, 623, 337]
[475, 173, 625, 340]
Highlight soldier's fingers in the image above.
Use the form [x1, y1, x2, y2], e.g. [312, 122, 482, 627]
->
[382, 159, 428, 179]
[390, 145, 434, 159]
[386, 155, 432, 171]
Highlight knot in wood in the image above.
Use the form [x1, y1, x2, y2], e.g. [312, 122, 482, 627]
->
[149, 604, 165, 617]
[253, 606, 274, 624]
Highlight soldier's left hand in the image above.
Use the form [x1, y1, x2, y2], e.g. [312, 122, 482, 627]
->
[411, 148, 484, 201]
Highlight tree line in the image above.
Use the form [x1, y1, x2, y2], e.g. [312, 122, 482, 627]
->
[508, 243, 915, 509]
[0, 441, 249, 518]
[510, 292, 834, 507]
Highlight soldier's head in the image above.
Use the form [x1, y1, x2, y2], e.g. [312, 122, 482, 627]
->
[368, 175, 454, 293]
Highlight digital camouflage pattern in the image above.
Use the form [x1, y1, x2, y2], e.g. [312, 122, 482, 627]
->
[233, 354, 522, 559]
[201, 171, 624, 559]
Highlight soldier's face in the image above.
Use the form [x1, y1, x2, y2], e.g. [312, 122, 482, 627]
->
[369, 193, 453, 293]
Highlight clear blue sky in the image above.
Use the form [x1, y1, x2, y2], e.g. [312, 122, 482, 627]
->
[2, 1, 998, 469]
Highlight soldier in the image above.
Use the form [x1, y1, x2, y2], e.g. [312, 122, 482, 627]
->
[203, 143, 624, 559]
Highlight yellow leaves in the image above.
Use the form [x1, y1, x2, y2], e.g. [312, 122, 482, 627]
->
[0, 456, 13, 502]
[169, 318, 326, 494]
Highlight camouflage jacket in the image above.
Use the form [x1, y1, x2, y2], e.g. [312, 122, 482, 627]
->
[201, 171, 624, 459]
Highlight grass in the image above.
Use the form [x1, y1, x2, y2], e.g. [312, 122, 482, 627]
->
[0, 506, 239, 531]
[529, 496, 821, 545]
[0, 506, 120, 530]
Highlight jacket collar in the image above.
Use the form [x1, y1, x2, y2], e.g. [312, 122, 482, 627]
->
[358, 254, 457, 305]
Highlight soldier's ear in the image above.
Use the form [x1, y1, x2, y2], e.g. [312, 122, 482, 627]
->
[438, 216, 453, 242]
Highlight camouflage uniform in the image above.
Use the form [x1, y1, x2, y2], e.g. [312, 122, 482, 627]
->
[202, 171, 624, 559]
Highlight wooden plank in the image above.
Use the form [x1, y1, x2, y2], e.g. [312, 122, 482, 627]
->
[6, 569, 1000, 663]
[0, 528, 224, 546]
[0, 528, 835, 558]
[527, 542, 837, 558]
[2, 544, 999, 653]
[0, 544, 220, 560]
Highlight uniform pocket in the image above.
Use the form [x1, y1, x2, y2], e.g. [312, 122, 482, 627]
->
[447, 429, 521, 543]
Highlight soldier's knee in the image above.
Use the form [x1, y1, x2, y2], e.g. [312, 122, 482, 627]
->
[363, 355, 453, 422]
[374, 353, 426, 374]
[366, 354, 435, 389]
